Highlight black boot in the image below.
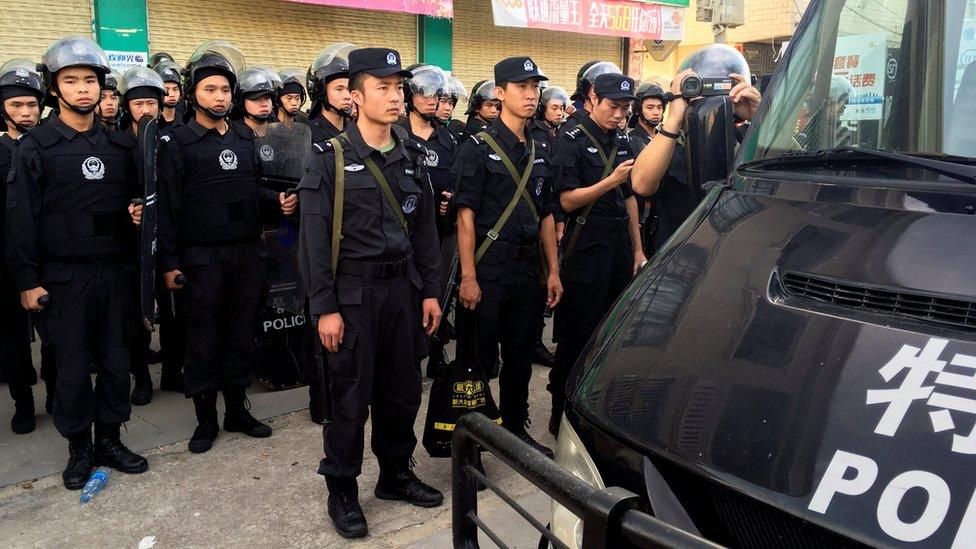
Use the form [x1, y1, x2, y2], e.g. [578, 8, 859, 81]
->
[9, 384, 36, 434]
[532, 339, 555, 368]
[189, 391, 219, 453]
[130, 376, 153, 406]
[325, 476, 368, 539]
[505, 424, 554, 459]
[223, 385, 272, 438]
[94, 422, 149, 474]
[63, 429, 94, 490]
[375, 460, 444, 508]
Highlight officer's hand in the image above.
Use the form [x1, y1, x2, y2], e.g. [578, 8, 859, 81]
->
[729, 73, 761, 121]
[459, 275, 482, 310]
[280, 192, 298, 216]
[609, 160, 635, 186]
[439, 191, 453, 217]
[318, 313, 345, 353]
[633, 250, 648, 277]
[20, 287, 49, 312]
[546, 273, 563, 309]
[128, 203, 144, 226]
[666, 69, 695, 123]
[164, 270, 185, 291]
[421, 298, 442, 336]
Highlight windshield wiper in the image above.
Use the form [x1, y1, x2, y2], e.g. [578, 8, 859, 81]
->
[739, 146, 976, 184]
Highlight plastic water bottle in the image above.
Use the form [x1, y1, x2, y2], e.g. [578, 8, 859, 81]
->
[80, 468, 110, 504]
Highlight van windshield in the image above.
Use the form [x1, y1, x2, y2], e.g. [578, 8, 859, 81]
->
[739, 0, 976, 164]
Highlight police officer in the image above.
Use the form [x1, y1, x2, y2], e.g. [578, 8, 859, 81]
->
[549, 73, 647, 436]
[566, 61, 621, 130]
[97, 69, 123, 131]
[306, 43, 356, 143]
[396, 64, 455, 377]
[297, 47, 444, 539]
[453, 56, 563, 458]
[463, 79, 500, 138]
[115, 66, 168, 405]
[529, 86, 570, 148]
[156, 41, 297, 454]
[437, 76, 467, 141]
[0, 59, 45, 434]
[148, 52, 175, 69]
[234, 66, 282, 137]
[153, 59, 185, 129]
[277, 68, 308, 126]
[629, 82, 666, 150]
[6, 37, 148, 489]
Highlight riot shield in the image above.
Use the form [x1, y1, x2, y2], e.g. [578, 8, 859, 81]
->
[256, 121, 311, 314]
[138, 116, 159, 331]
[255, 121, 311, 390]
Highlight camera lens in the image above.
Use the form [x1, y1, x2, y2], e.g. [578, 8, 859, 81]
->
[680, 75, 703, 99]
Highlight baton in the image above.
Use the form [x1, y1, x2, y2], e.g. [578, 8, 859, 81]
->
[169, 274, 186, 318]
[27, 293, 50, 343]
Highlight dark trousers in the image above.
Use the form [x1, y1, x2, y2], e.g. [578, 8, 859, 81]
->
[550, 227, 633, 417]
[456, 244, 541, 429]
[317, 267, 425, 479]
[39, 260, 135, 437]
[180, 241, 265, 397]
[129, 275, 151, 382]
[0, 278, 38, 388]
[157, 281, 186, 380]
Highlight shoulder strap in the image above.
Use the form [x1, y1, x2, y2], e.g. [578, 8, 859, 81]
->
[360, 155, 408, 235]
[560, 125, 620, 266]
[474, 131, 537, 264]
[329, 137, 345, 280]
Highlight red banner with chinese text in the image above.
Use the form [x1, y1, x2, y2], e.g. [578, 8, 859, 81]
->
[491, 0, 685, 40]
[283, 0, 453, 18]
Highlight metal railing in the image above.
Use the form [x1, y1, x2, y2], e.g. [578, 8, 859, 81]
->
[451, 412, 720, 549]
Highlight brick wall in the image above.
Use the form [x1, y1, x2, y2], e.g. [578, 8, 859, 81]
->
[0, 0, 93, 63]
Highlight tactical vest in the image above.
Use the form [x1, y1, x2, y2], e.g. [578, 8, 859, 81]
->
[30, 124, 136, 259]
[169, 123, 261, 245]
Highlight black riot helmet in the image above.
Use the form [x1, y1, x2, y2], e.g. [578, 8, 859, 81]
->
[536, 85, 570, 122]
[404, 64, 449, 123]
[40, 36, 112, 115]
[0, 59, 44, 132]
[307, 42, 356, 118]
[278, 68, 307, 105]
[572, 61, 622, 103]
[570, 60, 599, 101]
[464, 79, 497, 116]
[118, 66, 166, 128]
[447, 76, 467, 106]
[234, 65, 281, 123]
[153, 59, 182, 86]
[630, 82, 667, 128]
[148, 52, 175, 69]
[183, 40, 245, 121]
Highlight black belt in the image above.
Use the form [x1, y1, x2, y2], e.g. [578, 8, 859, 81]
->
[479, 239, 538, 261]
[338, 257, 409, 279]
[571, 215, 629, 231]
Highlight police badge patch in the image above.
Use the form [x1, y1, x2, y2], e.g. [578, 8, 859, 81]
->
[82, 156, 105, 180]
[259, 144, 275, 162]
[402, 194, 418, 214]
[535, 177, 544, 196]
[219, 149, 238, 170]
[425, 149, 439, 167]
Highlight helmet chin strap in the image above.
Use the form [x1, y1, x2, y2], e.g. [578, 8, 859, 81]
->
[2, 108, 35, 134]
[54, 83, 102, 115]
[246, 111, 275, 123]
[201, 106, 229, 120]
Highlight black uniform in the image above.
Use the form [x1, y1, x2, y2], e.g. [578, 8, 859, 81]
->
[0, 134, 38, 394]
[5, 117, 140, 437]
[298, 122, 441, 479]
[307, 111, 345, 143]
[396, 118, 456, 235]
[446, 118, 466, 143]
[549, 114, 637, 422]
[629, 123, 653, 151]
[650, 141, 690, 249]
[528, 119, 556, 150]
[452, 117, 554, 430]
[463, 116, 489, 140]
[156, 119, 280, 396]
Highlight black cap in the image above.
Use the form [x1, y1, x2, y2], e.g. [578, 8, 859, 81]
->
[494, 57, 548, 84]
[348, 48, 413, 79]
[593, 73, 637, 101]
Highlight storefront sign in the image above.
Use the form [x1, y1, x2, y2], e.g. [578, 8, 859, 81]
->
[284, 0, 453, 18]
[491, 0, 685, 40]
[832, 33, 887, 121]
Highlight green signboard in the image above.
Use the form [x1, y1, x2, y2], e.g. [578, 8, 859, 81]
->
[93, 0, 150, 71]
[419, 15, 453, 71]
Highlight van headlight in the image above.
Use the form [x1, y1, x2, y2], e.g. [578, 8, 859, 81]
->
[551, 415, 605, 549]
